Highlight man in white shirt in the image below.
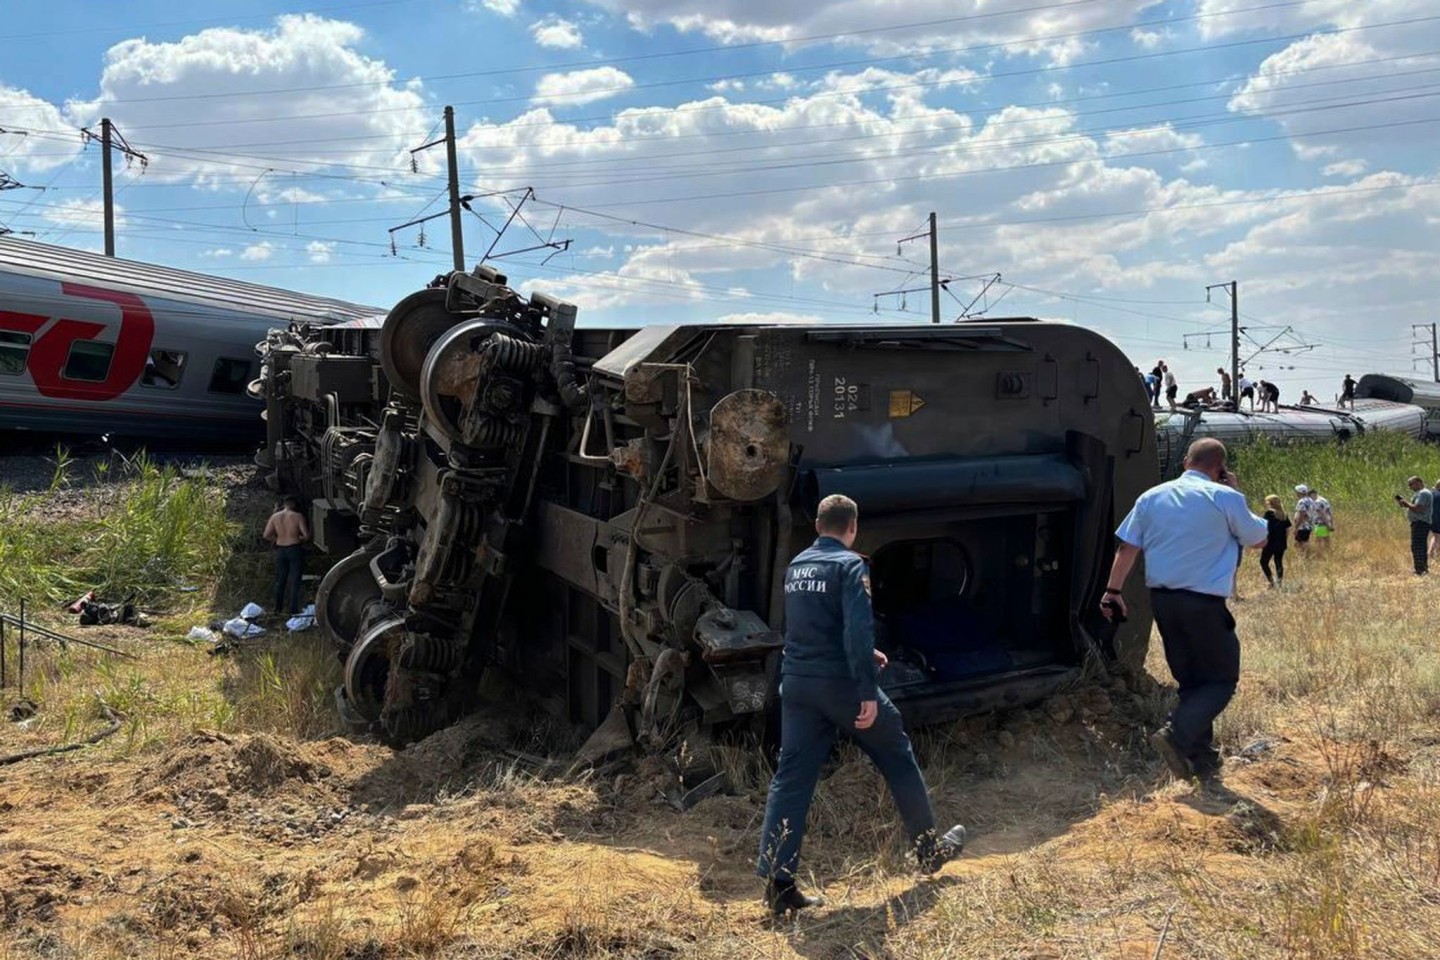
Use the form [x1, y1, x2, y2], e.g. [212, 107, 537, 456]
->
[1164, 367, 1178, 411]
[1101, 439, 1268, 783]
[1237, 374, 1256, 412]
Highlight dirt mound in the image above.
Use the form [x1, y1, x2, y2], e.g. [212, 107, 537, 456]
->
[137, 731, 355, 803]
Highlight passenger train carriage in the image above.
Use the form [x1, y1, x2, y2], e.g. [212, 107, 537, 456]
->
[0, 238, 383, 441]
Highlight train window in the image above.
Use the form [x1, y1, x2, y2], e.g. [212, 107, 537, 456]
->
[141, 349, 187, 389]
[63, 340, 115, 382]
[0, 331, 29, 376]
[208, 357, 252, 394]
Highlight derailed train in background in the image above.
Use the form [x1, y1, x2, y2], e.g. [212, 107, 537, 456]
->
[1153, 375, 1438, 478]
[254, 266, 1161, 745]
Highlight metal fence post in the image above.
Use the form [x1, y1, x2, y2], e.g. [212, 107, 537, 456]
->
[17, 598, 25, 693]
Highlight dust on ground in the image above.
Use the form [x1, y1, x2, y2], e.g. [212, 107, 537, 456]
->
[0, 664, 1386, 960]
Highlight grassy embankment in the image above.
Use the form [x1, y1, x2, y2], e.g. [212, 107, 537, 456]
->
[1, 434, 1439, 958]
[0, 451, 340, 752]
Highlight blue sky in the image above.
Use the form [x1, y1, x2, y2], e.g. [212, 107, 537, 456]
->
[1, 0, 1436, 399]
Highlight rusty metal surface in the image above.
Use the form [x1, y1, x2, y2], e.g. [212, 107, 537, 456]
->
[380, 288, 462, 400]
[705, 389, 789, 502]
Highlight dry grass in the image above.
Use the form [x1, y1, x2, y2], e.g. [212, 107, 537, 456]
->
[5, 442, 1440, 958]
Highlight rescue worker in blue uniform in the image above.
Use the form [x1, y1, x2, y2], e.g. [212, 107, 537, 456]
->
[756, 493, 965, 917]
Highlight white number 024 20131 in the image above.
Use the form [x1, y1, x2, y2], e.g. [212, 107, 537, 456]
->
[832, 375, 859, 419]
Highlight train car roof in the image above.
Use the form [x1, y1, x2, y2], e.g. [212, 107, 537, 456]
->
[0, 236, 386, 325]
[1356, 373, 1440, 408]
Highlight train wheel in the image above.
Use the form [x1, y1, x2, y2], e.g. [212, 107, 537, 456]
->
[344, 616, 401, 722]
[315, 549, 383, 656]
[418, 318, 507, 443]
[380, 288, 462, 400]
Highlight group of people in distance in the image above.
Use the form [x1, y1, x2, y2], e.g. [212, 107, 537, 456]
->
[1138, 364, 1357, 415]
[1256, 484, 1333, 589]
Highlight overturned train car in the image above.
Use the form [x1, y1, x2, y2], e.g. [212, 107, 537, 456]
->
[256, 268, 1159, 744]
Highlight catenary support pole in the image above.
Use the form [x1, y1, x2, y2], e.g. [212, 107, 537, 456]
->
[445, 105, 464, 272]
[928, 211, 940, 325]
[1229, 281, 1239, 404]
[101, 118, 114, 256]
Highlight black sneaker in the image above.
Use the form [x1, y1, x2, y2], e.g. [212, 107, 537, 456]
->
[917, 824, 967, 875]
[764, 880, 824, 918]
[1150, 728, 1196, 780]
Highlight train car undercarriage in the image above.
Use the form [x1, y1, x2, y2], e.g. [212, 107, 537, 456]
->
[255, 266, 1159, 749]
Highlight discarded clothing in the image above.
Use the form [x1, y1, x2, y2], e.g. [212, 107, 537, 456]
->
[187, 626, 219, 643]
[239, 602, 266, 620]
[79, 600, 141, 627]
[285, 604, 316, 632]
[222, 617, 266, 639]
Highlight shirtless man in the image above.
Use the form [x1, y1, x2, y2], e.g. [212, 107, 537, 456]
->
[262, 496, 310, 616]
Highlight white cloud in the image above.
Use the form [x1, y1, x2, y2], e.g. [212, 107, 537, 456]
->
[714, 311, 823, 324]
[583, 0, 1166, 62]
[1103, 124, 1204, 158]
[469, 0, 521, 15]
[1219, 3, 1440, 159]
[530, 15, 583, 49]
[38, 197, 124, 230]
[1322, 159, 1368, 177]
[240, 241, 275, 261]
[306, 240, 334, 263]
[1129, 28, 1165, 49]
[63, 16, 430, 183]
[200, 247, 234, 258]
[0, 85, 82, 173]
[534, 67, 636, 106]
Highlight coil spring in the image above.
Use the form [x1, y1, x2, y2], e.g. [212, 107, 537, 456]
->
[464, 416, 524, 448]
[441, 503, 481, 583]
[484, 332, 546, 373]
[381, 700, 453, 745]
[397, 632, 465, 674]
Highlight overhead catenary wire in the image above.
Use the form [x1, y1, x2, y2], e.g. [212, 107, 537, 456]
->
[62, 0, 1322, 106]
[10, 75, 1439, 226]
[21, 57, 1426, 175]
[36, 8, 1440, 136]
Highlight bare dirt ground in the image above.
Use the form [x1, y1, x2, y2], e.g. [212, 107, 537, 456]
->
[3, 455, 1439, 958]
[4, 647, 1417, 960]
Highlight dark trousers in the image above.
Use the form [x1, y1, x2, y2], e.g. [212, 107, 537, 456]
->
[1260, 546, 1285, 583]
[1412, 523, 1429, 575]
[756, 676, 936, 884]
[1150, 590, 1240, 775]
[274, 544, 305, 615]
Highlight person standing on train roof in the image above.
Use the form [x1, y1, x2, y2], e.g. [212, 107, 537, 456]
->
[1164, 366, 1178, 411]
[263, 496, 310, 616]
[1217, 368, 1232, 401]
[1141, 368, 1160, 407]
[1300, 390, 1318, 405]
[1237, 372, 1256, 412]
[1341, 374, 1357, 409]
[1396, 477, 1433, 575]
[1101, 438, 1268, 784]
[1149, 361, 1165, 407]
[756, 493, 965, 917]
